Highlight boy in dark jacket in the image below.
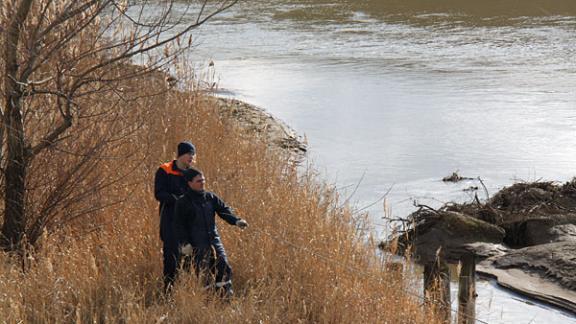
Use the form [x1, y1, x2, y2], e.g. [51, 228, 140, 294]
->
[173, 167, 248, 297]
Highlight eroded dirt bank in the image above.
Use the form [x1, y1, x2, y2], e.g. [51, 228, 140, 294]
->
[394, 179, 576, 313]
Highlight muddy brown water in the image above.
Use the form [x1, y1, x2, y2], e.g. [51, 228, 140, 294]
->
[135, 1, 576, 322]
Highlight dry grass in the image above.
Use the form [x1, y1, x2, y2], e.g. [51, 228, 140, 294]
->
[0, 75, 442, 322]
[0, 1, 441, 320]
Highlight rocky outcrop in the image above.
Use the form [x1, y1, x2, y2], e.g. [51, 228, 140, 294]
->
[520, 215, 576, 246]
[477, 241, 576, 313]
[398, 209, 505, 263]
[391, 179, 576, 314]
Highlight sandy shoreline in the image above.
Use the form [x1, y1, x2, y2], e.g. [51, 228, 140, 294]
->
[211, 97, 307, 159]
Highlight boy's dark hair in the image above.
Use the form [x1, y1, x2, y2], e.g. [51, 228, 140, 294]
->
[183, 167, 203, 182]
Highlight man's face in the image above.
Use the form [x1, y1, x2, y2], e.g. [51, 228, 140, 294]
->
[188, 174, 205, 192]
[177, 152, 196, 168]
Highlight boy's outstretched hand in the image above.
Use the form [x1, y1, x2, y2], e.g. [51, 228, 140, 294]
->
[236, 219, 249, 229]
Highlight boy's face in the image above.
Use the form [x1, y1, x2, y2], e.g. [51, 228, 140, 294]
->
[177, 152, 196, 169]
[188, 174, 206, 192]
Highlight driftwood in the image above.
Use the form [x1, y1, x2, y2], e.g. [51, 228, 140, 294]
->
[458, 254, 476, 324]
[442, 172, 474, 182]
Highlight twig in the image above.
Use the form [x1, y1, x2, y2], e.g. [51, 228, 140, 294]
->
[352, 183, 395, 215]
[339, 170, 366, 208]
[413, 202, 439, 214]
[477, 177, 490, 201]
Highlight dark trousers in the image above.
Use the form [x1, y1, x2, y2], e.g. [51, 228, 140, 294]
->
[182, 242, 233, 299]
[191, 245, 233, 286]
[164, 241, 232, 292]
[162, 236, 179, 292]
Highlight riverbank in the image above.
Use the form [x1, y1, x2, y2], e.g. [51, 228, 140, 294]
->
[0, 68, 438, 322]
[211, 97, 307, 159]
[396, 179, 576, 315]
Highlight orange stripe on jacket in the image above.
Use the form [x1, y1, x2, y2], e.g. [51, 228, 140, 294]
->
[160, 161, 183, 176]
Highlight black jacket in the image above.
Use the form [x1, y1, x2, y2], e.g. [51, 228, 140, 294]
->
[173, 188, 240, 248]
[154, 160, 189, 241]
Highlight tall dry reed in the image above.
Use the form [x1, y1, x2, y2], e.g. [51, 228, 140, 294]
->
[0, 72, 442, 322]
[0, 2, 442, 318]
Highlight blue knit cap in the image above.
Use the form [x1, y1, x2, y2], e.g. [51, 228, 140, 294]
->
[177, 141, 196, 157]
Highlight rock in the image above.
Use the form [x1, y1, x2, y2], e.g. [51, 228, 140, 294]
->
[549, 224, 576, 242]
[402, 210, 505, 263]
[490, 242, 576, 288]
[524, 216, 576, 245]
[477, 241, 576, 313]
[500, 213, 576, 247]
[392, 179, 576, 313]
[462, 242, 509, 260]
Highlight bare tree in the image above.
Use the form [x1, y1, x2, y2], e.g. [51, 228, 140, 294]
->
[0, 0, 237, 251]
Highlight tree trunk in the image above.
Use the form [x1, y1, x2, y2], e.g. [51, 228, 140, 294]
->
[1, 0, 34, 250]
[1, 99, 27, 250]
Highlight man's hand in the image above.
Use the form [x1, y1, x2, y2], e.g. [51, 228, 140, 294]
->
[180, 243, 193, 256]
[236, 219, 248, 229]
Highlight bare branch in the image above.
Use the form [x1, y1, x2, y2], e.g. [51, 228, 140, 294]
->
[21, 2, 109, 81]
[72, 0, 239, 91]
[1, 0, 240, 250]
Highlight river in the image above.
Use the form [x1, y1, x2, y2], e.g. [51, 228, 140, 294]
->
[143, 0, 576, 322]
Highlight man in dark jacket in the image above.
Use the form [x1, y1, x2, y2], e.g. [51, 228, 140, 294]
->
[154, 141, 197, 291]
[173, 167, 248, 298]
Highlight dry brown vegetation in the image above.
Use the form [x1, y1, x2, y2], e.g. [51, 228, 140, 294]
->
[0, 1, 444, 323]
[0, 78, 442, 323]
